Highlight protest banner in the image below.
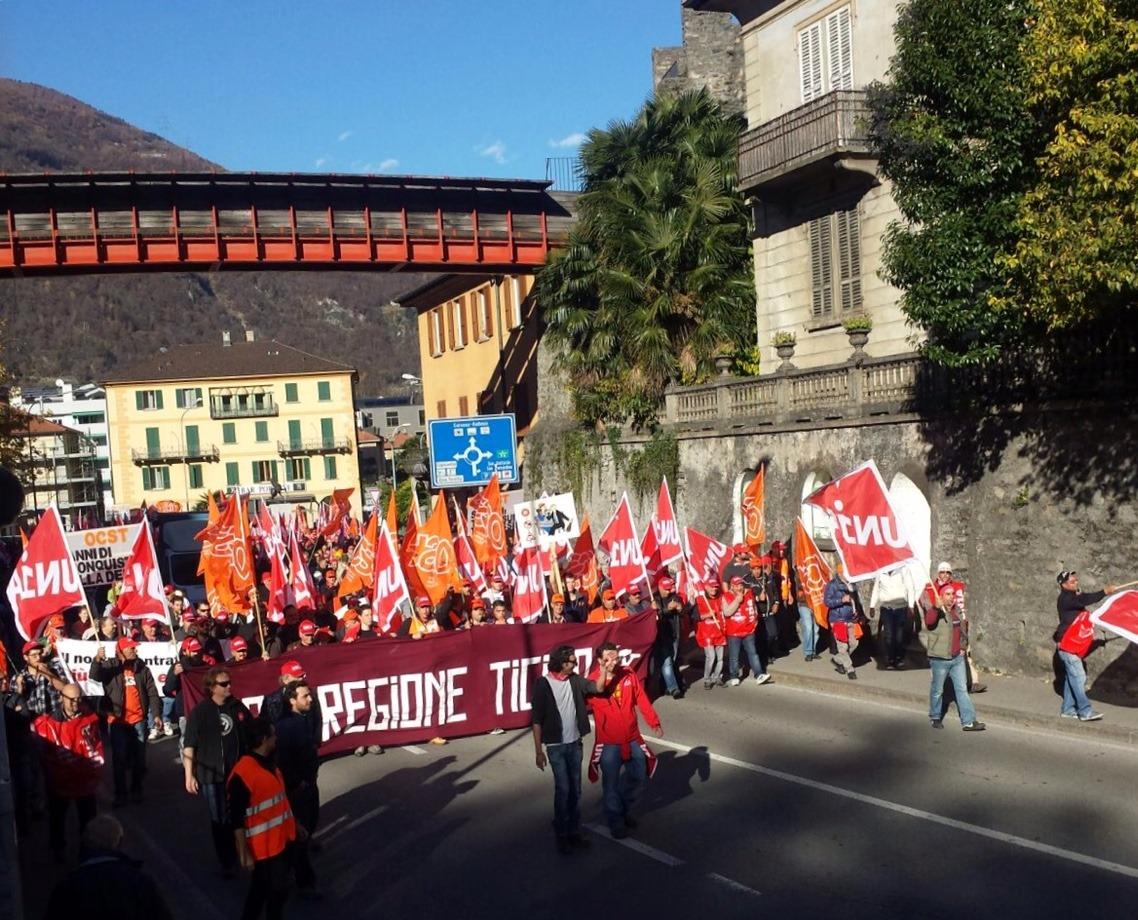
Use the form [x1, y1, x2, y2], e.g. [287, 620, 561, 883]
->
[184, 612, 656, 751]
[64, 524, 143, 588]
[7, 505, 89, 639]
[55, 638, 177, 697]
[532, 492, 580, 550]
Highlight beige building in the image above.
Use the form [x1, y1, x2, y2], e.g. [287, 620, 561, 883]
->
[104, 333, 361, 514]
[689, 0, 909, 371]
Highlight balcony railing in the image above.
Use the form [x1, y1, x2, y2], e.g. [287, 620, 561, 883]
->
[209, 400, 279, 420]
[131, 444, 221, 465]
[738, 89, 873, 192]
[276, 437, 352, 457]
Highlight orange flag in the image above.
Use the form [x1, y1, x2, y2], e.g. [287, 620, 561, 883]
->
[339, 511, 378, 598]
[469, 473, 507, 566]
[195, 494, 254, 611]
[321, 487, 355, 538]
[197, 492, 220, 577]
[385, 490, 398, 538]
[566, 514, 600, 604]
[793, 517, 832, 628]
[406, 492, 464, 605]
[399, 502, 426, 600]
[741, 466, 766, 550]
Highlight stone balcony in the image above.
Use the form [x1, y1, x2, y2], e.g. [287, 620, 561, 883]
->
[738, 89, 875, 194]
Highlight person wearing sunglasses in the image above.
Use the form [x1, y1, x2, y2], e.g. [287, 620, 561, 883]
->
[182, 667, 252, 878]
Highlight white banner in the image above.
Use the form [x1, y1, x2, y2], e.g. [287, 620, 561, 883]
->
[55, 638, 177, 697]
[533, 492, 580, 550]
[64, 524, 143, 588]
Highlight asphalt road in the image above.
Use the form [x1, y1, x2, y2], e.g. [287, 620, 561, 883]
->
[21, 678, 1138, 920]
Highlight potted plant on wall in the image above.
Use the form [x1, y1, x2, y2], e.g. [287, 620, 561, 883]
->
[772, 330, 797, 371]
[842, 313, 873, 362]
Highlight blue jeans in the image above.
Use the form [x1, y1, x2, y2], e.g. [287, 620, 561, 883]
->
[109, 720, 148, 796]
[929, 654, 976, 725]
[1058, 650, 1093, 718]
[727, 633, 766, 679]
[656, 638, 680, 695]
[880, 606, 909, 664]
[798, 604, 817, 658]
[600, 742, 647, 832]
[545, 741, 583, 838]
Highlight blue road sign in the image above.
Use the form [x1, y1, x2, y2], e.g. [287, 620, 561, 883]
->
[427, 414, 518, 488]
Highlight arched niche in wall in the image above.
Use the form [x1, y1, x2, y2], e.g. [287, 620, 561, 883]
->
[800, 469, 835, 552]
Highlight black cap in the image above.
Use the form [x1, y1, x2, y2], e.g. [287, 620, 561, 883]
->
[1057, 569, 1076, 585]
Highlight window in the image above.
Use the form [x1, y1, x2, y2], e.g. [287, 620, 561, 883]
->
[476, 288, 493, 340]
[418, 409, 426, 425]
[185, 425, 200, 455]
[800, 5, 852, 103]
[323, 456, 338, 480]
[89, 434, 108, 447]
[458, 396, 469, 416]
[385, 410, 400, 427]
[436, 399, 447, 419]
[73, 411, 106, 425]
[252, 460, 278, 483]
[287, 419, 302, 449]
[188, 464, 204, 489]
[141, 466, 171, 491]
[429, 308, 444, 356]
[135, 390, 163, 411]
[97, 457, 110, 470]
[809, 207, 862, 319]
[320, 418, 334, 447]
[451, 298, 467, 349]
[222, 422, 236, 444]
[175, 387, 203, 410]
[255, 421, 269, 442]
[145, 427, 161, 459]
[285, 382, 298, 403]
[317, 381, 331, 402]
[287, 457, 311, 482]
[226, 462, 240, 486]
[509, 277, 524, 328]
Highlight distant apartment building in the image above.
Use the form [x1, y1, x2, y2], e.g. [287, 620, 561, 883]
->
[653, 1, 744, 114]
[687, 0, 908, 371]
[9, 414, 103, 524]
[357, 394, 425, 440]
[103, 332, 362, 514]
[11, 381, 113, 511]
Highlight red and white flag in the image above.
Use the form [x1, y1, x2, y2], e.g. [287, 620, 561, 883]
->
[802, 460, 917, 582]
[112, 524, 170, 623]
[1090, 590, 1138, 647]
[566, 516, 599, 603]
[266, 534, 291, 624]
[511, 545, 548, 623]
[651, 478, 684, 570]
[372, 519, 411, 634]
[6, 505, 87, 640]
[685, 526, 730, 590]
[454, 531, 489, 596]
[288, 533, 317, 612]
[641, 525, 662, 581]
[598, 493, 650, 598]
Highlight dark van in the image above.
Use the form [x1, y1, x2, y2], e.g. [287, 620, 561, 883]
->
[152, 511, 208, 605]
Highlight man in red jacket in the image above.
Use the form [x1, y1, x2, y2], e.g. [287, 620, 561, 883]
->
[586, 642, 662, 839]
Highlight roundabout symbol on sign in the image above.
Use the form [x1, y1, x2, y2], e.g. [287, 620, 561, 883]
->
[454, 436, 493, 478]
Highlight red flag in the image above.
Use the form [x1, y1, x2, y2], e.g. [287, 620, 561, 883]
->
[288, 533, 317, 612]
[511, 545, 548, 623]
[598, 493, 650, 598]
[1090, 590, 1138, 647]
[641, 524, 662, 581]
[372, 519, 411, 634]
[455, 531, 489, 596]
[741, 467, 765, 550]
[406, 494, 464, 605]
[321, 488, 355, 538]
[5, 505, 87, 640]
[112, 524, 170, 622]
[469, 473, 507, 566]
[803, 460, 917, 581]
[1059, 609, 1096, 657]
[651, 478, 684, 570]
[685, 526, 730, 590]
[566, 515, 600, 603]
[266, 534, 291, 624]
[339, 511, 378, 598]
[793, 517, 832, 629]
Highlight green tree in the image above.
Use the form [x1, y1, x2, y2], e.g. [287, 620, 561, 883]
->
[999, 0, 1138, 329]
[536, 89, 755, 427]
[866, 0, 1043, 365]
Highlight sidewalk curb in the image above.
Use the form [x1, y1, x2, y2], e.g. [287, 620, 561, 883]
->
[763, 666, 1138, 746]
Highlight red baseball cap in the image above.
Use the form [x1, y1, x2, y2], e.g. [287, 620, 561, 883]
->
[22, 640, 41, 654]
[628, 585, 641, 596]
[214, 611, 230, 623]
[182, 637, 203, 655]
[471, 599, 486, 611]
[602, 589, 616, 601]
[732, 543, 749, 555]
[280, 660, 305, 679]
[730, 575, 745, 586]
[658, 576, 676, 592]
[116, 636, 139, 651]
[142, 618, 160, 628]
[298, 620, 316, 636]
[230, 636, 249, 653]
[416, 596, 431, 608]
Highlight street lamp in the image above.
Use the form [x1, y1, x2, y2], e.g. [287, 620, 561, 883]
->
[387, 423, 409, 496]
[181, 395, 202, 510]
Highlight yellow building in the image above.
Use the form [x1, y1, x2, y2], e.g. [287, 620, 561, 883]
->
[104, 332, 361, 514]
[399, 273, 540, 434]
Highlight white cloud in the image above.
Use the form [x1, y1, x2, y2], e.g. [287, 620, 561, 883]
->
[314, 157, 328, 168]
[377, 158, 399, 171]
[338, 130, 354, 142]
[548, 132, 586, 149]
[476, 140, 508, 165]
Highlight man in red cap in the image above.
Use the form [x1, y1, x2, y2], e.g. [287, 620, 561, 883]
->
[545, 594, 568, 624]
[165, 636, 207, 756]
[724, 575, 771, 686]
[91, 636, 162, 806]
[287, 619, 319, 651]
[622, 585, 653, 617]
[139, 618, 168, 643]
[16, 639, 69, 718]
[588, 589, 628, 623]
[398, 597, 442, 638]
[696, 579, 738, 689]
[468, 598, 490, 627]
[654, 575, 686, 699]
[227, 635, 250, 664]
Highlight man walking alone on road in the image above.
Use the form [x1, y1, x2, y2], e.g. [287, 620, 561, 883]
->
[924, 584, 986, 731]
[1055, 570, 1114, 722]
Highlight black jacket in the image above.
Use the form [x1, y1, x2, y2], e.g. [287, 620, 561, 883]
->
[276, 710, 319, 790]
[89, 657, 161, 721]
[43, 848, 173, 920]
[530, 673, 598, 746]
[1056, 588, 1105, 641]
[182, 696, 251, 784]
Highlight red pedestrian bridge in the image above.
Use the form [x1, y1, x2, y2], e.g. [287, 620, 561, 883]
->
[0, 171, 574, 276]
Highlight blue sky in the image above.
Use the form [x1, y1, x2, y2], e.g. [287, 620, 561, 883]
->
[0, 0, 681, 179]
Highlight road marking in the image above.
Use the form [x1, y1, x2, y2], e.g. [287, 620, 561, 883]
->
[402, 745, 427, 755]
[323, 803, 388, 841]
[313, 814, 346, 838]
[644, 735, 1138, 881]
[708, 872, 762, 897]
[585, 823, 684, 866]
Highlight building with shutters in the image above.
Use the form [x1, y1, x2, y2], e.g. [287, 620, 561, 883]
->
[686, 0, 908, 371]
[103, 332, 361, 514]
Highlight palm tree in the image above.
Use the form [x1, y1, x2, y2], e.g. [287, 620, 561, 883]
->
[537, 89, 755, 427]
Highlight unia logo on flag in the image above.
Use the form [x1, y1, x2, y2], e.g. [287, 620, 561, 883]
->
[598, 493, 649, 597]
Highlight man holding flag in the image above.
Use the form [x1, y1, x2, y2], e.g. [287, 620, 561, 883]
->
[1055, 570, 1115, 721]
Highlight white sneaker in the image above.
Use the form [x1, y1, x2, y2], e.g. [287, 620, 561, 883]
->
[147, 728, 160, 741]
[754, 673, 771, 685]
[490, 727, 506, 735]
[725, 678, 740, 687]
[163, 723, 174, 737]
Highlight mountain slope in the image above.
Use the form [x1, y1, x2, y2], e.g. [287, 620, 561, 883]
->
[0, 79, 425, 391]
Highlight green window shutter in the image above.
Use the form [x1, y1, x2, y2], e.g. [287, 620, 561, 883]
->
[135, 391, 144, 411]
[285, 382, 298, 403]
[271, 460, 279, 483]
[226, 462, 239, 486]
[157, 467, 170, 490]
[195, 388, 203, 405]
[320, 418, 334, 446]
[189, 464, 203, 488]
[185, 425, 200, 454]
[288, 419, 301, 448]
[324, 456, 337, 480]
[255, 421, 268, 442]
[175, 389, 184, 410]
[251, 462, 261, 483]
[155, 391, 164, 410]
[318, 381, 331, 401]
[142, 468, 153, 490]
[303, 457, 311, 480]
[222, 422, 236, 444]
[145, 427, 161, 457]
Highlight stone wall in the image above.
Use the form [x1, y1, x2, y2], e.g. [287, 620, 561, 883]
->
[653, 5, 744, 115]
[525, 400, 1138, 697]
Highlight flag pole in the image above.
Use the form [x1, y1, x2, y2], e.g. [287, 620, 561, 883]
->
[238, 494, 269, 655]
